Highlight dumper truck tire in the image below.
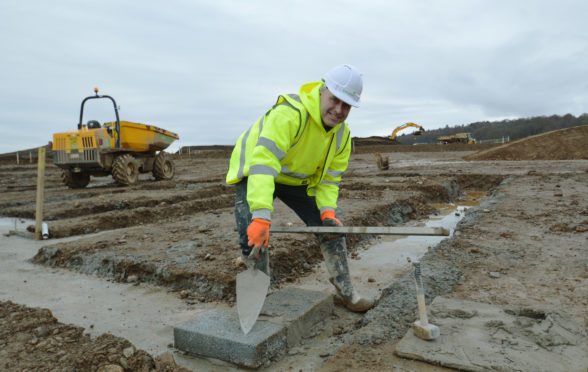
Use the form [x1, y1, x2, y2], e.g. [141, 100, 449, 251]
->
[62, 170, 90, 189]
[112, 154, 139, 185]
[153, 151, 175, 180]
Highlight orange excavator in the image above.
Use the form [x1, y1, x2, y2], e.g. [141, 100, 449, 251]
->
[390, 122, 425, 141]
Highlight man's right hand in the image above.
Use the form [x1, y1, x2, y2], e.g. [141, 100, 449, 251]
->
[246, 218, 271, 257]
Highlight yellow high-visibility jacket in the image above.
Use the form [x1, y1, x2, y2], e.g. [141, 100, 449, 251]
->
[226, 81, 351, 221]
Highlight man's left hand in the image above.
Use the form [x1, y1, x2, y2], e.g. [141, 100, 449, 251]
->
[321, 210, 343, 226]
[320, 210, 344, 241]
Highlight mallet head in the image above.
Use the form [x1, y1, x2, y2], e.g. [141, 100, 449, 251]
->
[413, 320, 440, 340]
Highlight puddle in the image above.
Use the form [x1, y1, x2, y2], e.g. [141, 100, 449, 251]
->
[0, 216, 31, 231]
[345, 205, 468, 300]
[293, 192, 482, 301]
[357, 206, 467, 267]
[357, 192, 486, 269]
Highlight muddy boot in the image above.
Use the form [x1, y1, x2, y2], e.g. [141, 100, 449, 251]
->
[320, 238, 374, 312]
[242, 246, 270, 277]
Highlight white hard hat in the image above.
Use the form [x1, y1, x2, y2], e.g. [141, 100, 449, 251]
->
[323, 64, 363, 107]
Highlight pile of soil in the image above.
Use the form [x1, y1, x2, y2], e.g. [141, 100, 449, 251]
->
[352, 136, 397, 146]
[464, 125, 588, 160]
[0, 301, 190, 371]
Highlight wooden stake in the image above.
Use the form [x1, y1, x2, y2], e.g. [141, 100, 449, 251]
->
[34, 147, 46, 240]
[16, 152, 19, 165]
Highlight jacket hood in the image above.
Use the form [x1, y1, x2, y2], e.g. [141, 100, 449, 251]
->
[299, 81, 326, 128]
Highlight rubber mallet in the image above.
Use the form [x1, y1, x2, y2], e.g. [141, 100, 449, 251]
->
[412, 262, 440, 340]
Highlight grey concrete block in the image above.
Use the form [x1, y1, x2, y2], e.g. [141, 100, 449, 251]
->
[174, 309, 286, 368]
[173, 287, 334, 368]
[259, 287, 333, 347]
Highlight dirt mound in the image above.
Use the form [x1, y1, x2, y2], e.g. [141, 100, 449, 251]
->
[352, 136, 397, 146]
[465, 125, 588, 160]
[0, 301, 189, 371]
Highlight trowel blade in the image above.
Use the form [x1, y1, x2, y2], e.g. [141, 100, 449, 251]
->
[236, 267, 270, 334]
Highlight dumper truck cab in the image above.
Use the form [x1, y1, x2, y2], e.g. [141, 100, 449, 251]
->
[52, 88, 179, 188]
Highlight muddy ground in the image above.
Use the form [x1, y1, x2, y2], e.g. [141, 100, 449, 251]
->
[0, 127, 587, 371]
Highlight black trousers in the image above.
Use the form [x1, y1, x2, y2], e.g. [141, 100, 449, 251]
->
[234, 179, 324, 255]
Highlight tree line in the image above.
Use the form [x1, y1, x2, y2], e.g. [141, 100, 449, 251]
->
[396, 113, 588, 144]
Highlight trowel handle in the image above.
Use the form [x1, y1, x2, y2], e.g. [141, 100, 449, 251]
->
[249, 244, 264, 259]
[413, 262, 429, 326]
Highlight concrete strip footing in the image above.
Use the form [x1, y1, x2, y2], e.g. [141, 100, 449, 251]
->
[174, 287, 333, 368]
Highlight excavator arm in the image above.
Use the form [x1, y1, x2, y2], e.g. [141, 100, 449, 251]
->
[390, 122, 425, 140]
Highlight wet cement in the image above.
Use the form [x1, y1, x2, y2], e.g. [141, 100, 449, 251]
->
[0, 217, 233, 371]
[395, 296, 588, 371]
[293, 202, 470, 303]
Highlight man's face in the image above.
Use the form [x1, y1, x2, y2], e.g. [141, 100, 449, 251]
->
[320, 88, 351, 128]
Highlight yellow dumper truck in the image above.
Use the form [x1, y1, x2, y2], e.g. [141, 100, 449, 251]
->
[52, 88, 179, 188]
[437, 132, 476, 144]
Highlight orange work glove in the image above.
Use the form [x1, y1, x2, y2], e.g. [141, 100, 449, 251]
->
[247, 218, 271, 254]
[320, 210, 343, 226]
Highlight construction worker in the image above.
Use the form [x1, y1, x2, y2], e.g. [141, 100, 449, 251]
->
[226, 64, 374, 312]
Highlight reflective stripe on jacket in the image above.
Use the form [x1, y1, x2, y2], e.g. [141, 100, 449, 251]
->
[226, 81, 351, 221]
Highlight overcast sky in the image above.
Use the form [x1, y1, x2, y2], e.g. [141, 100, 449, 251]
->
[1, 0, 586, 153]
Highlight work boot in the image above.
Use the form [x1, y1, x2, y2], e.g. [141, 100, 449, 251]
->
[328, 278, 374, 312]
[344, 291, 374, 312]
[320, 238, 374, 313]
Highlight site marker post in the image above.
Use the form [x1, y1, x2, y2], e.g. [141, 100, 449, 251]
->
[34, 147, 46, 240]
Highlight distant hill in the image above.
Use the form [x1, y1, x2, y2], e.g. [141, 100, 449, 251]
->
[2, 113, 586, 161]
[395, 113, 588, 144]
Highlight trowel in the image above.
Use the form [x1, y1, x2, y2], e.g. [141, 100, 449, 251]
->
[236, 244, 270, 334]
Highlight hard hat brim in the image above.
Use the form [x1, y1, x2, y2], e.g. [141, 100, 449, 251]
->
[332, 90, 360, 108]
[325, 83, 361, 108]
